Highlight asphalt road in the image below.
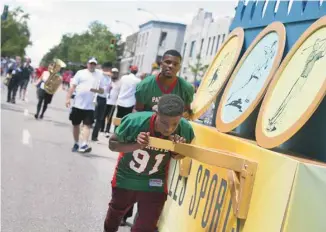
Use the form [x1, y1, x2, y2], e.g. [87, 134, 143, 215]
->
[1, 82, 132, 232]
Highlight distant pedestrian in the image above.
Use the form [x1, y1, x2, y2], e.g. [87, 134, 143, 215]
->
[7, 56, 23, 104]
[19, 57, 34, 101]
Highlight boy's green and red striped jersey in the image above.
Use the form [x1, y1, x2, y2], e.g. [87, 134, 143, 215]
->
[111, 111, 194, 193]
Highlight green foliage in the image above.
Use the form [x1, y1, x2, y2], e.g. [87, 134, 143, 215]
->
[41, 21, 120, 67]
[189, 54, 209, 83]
[1, 6, 32, 57]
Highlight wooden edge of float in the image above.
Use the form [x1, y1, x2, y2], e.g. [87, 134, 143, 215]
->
[149, 136, 258, 219]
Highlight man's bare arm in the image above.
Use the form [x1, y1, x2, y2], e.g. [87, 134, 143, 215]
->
[66, 84, 76, 100]
[66, 84, 76, 107]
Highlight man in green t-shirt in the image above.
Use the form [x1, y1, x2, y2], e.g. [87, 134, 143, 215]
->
[135, 49, 194, 118]
[104, 94, 195, 232]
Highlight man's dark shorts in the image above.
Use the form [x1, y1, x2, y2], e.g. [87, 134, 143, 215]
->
[69, 107, 94, 126]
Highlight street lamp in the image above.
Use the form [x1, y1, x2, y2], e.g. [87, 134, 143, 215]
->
[115, 20, 135, 34]
[137, 8, 160, 21]
[137, 7, 162, 65]
[115, 20, 138, 60]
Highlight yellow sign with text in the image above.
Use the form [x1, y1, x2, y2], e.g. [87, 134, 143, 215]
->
[159, 123, 299, 232]
[159, 159, 240, 232]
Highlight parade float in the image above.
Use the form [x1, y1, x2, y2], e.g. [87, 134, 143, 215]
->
[156, 1, 326, 231]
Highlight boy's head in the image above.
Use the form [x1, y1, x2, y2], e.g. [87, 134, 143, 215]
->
[155, 94, 185, 136]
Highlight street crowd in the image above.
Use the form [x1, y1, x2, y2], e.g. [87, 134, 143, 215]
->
[3, 50, 197, 232]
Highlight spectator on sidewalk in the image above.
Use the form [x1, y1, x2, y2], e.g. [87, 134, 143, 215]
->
[102, 68, 121, 138]
[1, 57, 9, 76]
[7, 56, 23, 104]
[19, 57, 34, 101]
[115, 65, 140, 129]
[91, 62, 112, 141]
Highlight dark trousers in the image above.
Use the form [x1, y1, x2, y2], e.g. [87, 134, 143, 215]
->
[36, 88, 53, 117]
[7, 78, 19, 102]
[104, 187, 167, 232]
[115, 105, 134, 131]
[101, 104, 116, 133]
[92, 96, 107, 139]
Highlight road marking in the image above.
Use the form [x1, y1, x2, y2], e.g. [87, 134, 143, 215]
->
[22, 129, 31, 145]
[24, 109, 29, 116]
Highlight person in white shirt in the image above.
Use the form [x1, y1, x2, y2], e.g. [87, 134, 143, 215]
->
[115, 65, 140, 129]
[34, 62, 62, 119]
[66, 57, 105, 153]
[91, 62, 112, 141]
[102, 68, 120, 137]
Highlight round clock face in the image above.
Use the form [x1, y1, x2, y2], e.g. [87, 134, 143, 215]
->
[215, 22, 286, 132]
[256, 17, 326, 148]
[191, 28, 244, 120]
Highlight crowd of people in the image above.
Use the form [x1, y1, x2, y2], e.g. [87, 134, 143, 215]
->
[2, 56, 34, 103]
[3, 49, 197, 232]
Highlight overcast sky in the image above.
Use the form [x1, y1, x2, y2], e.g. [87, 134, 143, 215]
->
[2, 0, 238, 66]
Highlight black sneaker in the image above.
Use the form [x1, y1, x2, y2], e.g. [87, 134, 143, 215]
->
[71, 143, 79, 152]
[91, 138, 99, 142]
[34, 114, 38, 119]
